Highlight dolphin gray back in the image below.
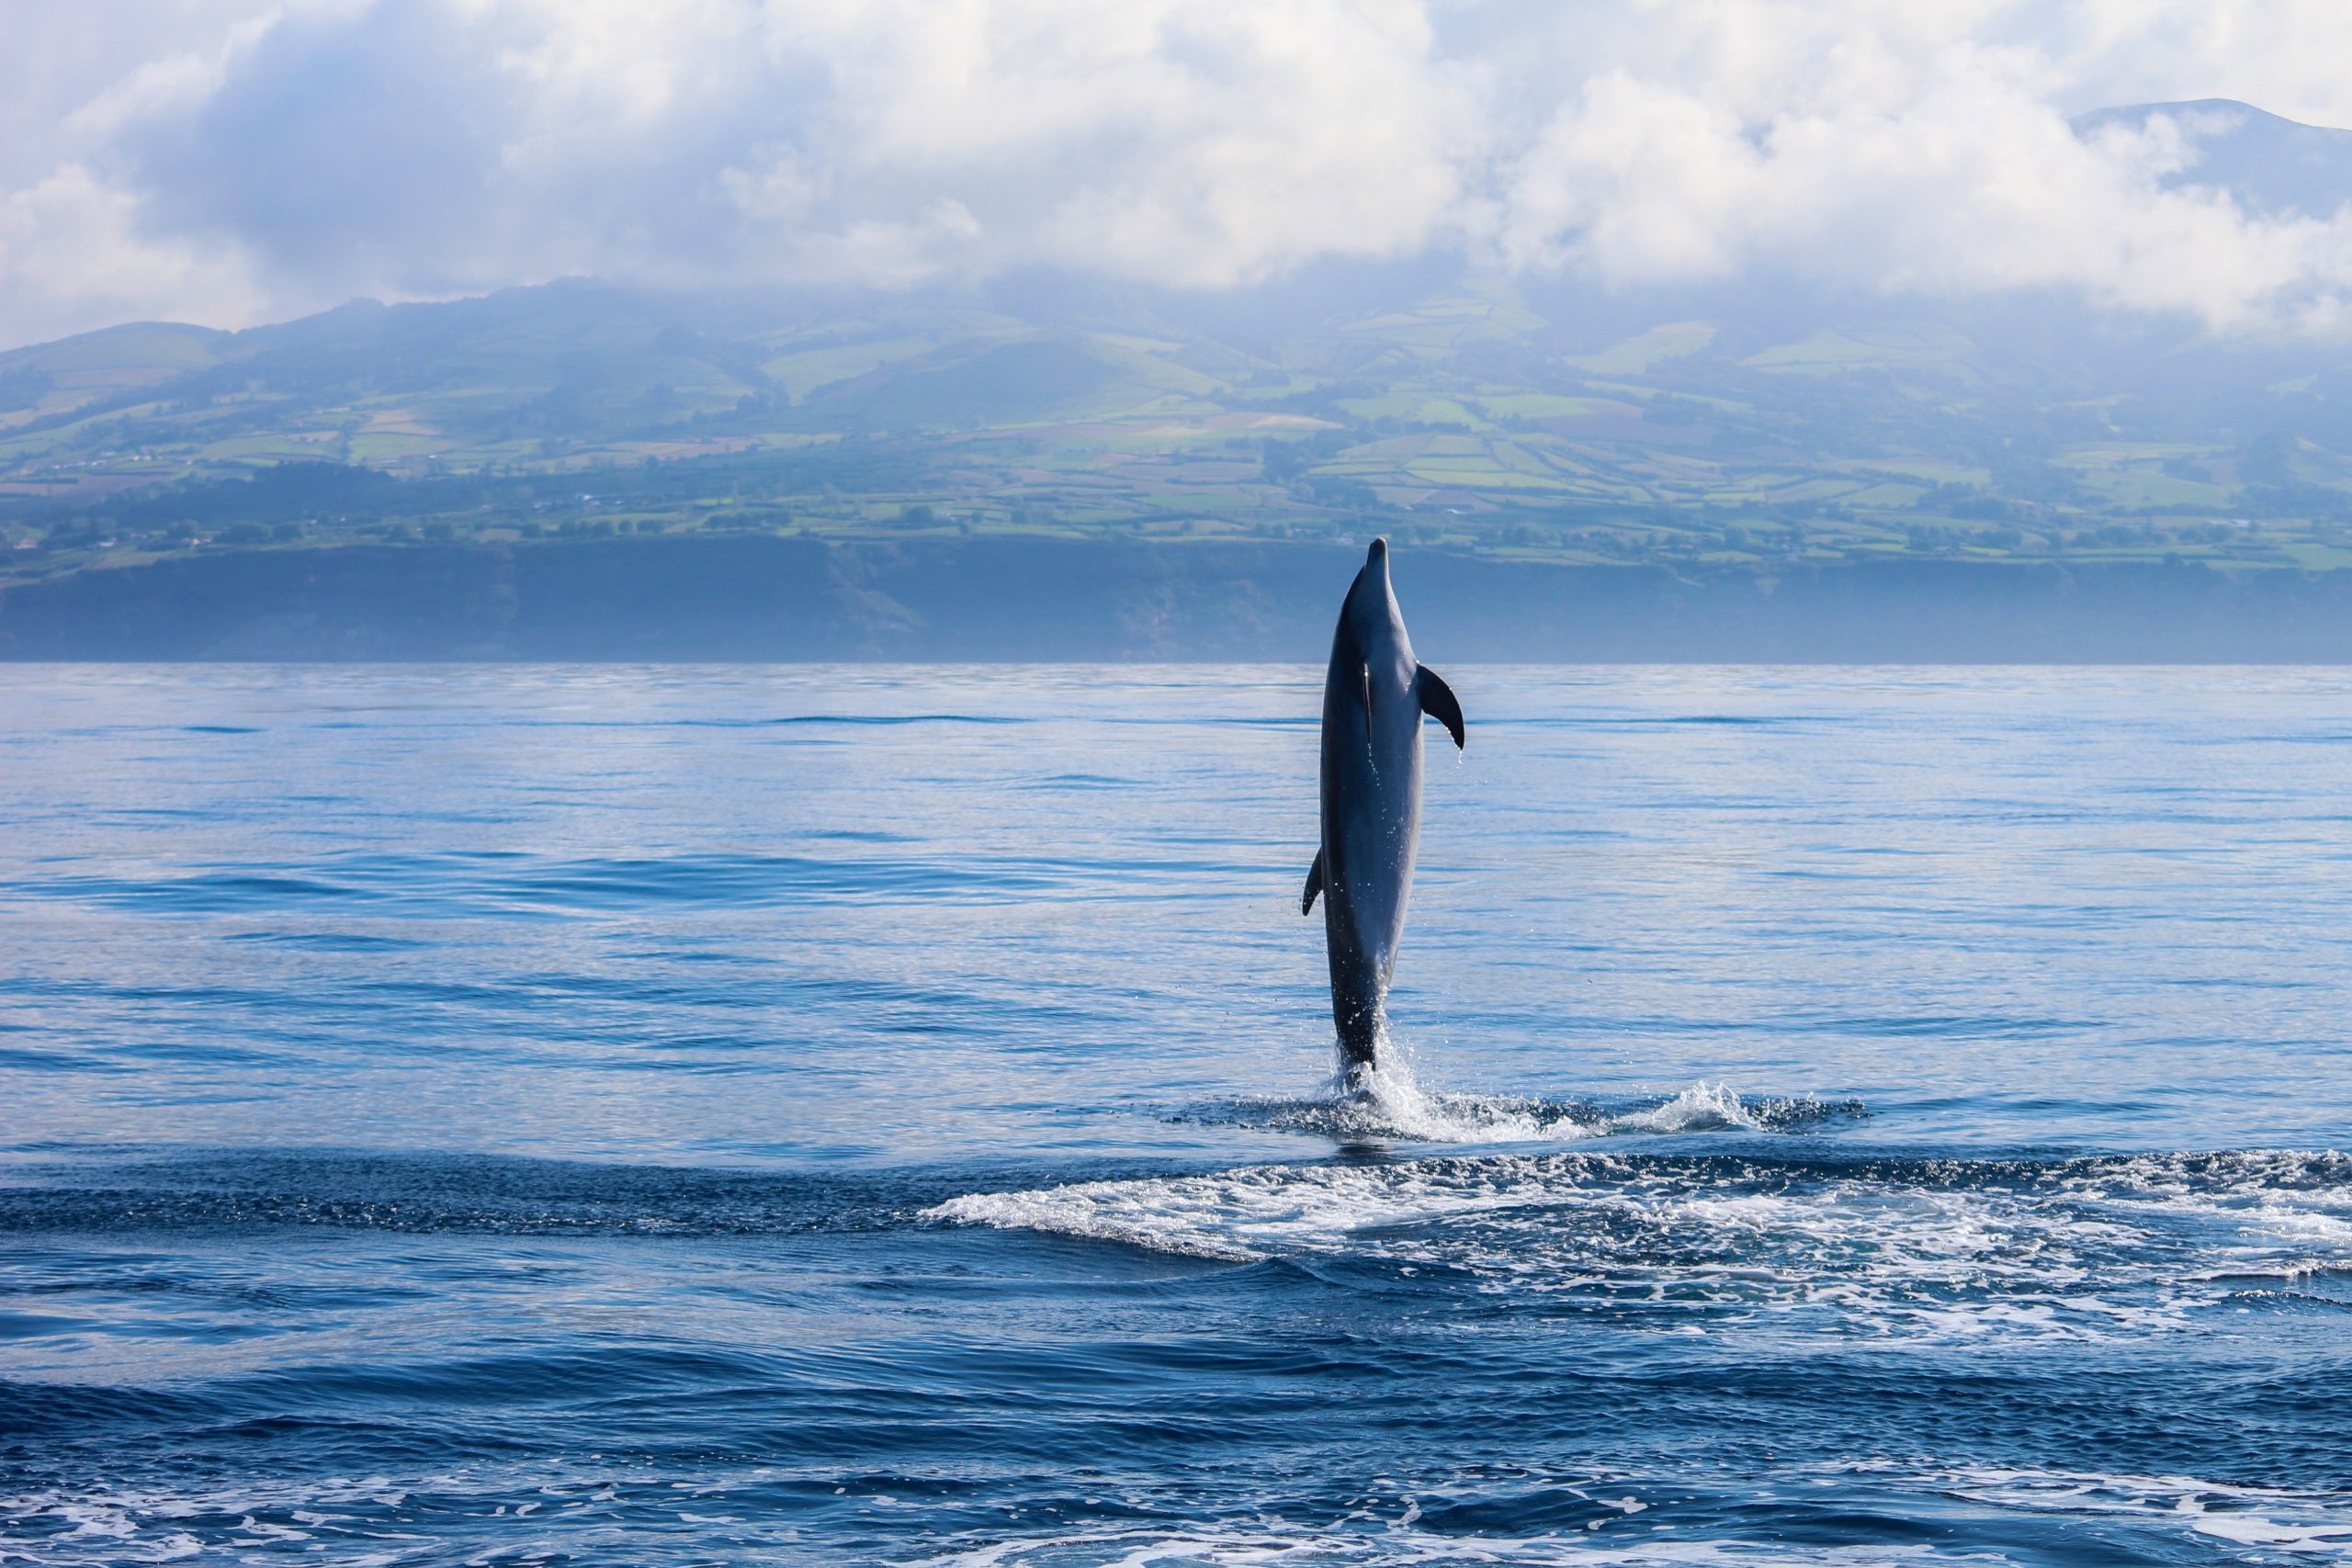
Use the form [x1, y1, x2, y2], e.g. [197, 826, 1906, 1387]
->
[1306, 540, 1463, 1067]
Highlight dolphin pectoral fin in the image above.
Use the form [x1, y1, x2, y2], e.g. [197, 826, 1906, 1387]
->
[1417, 665, 1465, 750]
[1302, 848, 1326, 915]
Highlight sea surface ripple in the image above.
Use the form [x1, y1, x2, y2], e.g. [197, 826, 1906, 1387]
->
[4, 663, 2352, 1566]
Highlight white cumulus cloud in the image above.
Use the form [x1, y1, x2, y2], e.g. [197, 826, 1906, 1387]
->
[5, 0, 2352, 347]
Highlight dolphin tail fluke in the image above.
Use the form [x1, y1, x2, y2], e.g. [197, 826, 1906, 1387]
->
[1416, 665, 1464, 750]
[1302, 847, 1326, 915]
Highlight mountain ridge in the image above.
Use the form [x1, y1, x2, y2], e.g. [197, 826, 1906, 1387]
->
[10, 98, 2352, 639]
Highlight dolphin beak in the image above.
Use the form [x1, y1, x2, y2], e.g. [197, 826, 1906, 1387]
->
[1367, 536, 1388, 565]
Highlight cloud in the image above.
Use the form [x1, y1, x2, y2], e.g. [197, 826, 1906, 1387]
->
[0, 161, 272, 346]
[7, 0, 2352, 347]
[1494, 32, 2352, 331]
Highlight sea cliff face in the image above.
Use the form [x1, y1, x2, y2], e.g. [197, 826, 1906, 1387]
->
[7, 536, 2352, 661]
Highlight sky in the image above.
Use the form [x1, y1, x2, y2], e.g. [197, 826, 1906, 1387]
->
[6, 0, 2352, 351]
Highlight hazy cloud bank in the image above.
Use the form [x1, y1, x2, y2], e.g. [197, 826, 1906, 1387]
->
[6, 0, 2352, 348]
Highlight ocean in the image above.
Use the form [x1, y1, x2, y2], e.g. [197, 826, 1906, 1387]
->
[2, 663, 2349, 1566]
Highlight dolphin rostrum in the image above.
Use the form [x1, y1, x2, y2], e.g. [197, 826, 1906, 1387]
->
[1302, 537, 1464, 1070]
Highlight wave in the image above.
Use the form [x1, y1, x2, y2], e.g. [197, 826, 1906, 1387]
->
[888, 1476, 2352, 1568]
[16, 1141, 2352, 1353]
[0, 1462, 822, 1568]
[1930, 1465, 2352, 1555]
[910, 1529, 1960, 1566]
[0, 1149, 956, 1238]
[9, 1459, 2344, 1568]
[903, 1463, 2352, 1564]
[926, 1147, 2352, 1340]
[4, 849, 1124, 916]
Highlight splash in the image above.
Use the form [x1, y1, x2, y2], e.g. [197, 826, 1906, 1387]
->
[1605, 1080, 1758, 1134]
[1178, 1069, 1857, 1145]
[1321, 1057, 1600, 1142]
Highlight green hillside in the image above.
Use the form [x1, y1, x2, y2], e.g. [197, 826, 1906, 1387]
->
[10, 274, 2352, 582]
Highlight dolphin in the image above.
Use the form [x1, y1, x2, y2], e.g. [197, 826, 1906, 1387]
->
[1301, 538, 1464, 1070]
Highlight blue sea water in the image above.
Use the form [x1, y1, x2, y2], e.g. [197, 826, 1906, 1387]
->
[4, 662, 2352, 1566]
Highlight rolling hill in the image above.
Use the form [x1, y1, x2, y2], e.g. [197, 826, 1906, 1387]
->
[11, 100, 2352, 657]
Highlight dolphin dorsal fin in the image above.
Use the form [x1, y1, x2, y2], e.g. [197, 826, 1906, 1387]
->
[1416, 666, 1464, 750]
[1302, 847, 1326, 915]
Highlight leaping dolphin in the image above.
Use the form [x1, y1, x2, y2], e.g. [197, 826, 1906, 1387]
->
[1302, 538, 1464, 1070]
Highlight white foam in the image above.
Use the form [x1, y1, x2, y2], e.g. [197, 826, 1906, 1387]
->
[0, 1468, 685, 1567]
[908, 1525, 1967, 1567]
[1606, 1081, 1758, 1134]
[1186, 1074, 1832, 1147]
[928, 1148, 2352, 1341]
[1329, 1060, 1608, 1143]
[1936, 1466, 2352, 1558]
[910, 1462, 2352, 1567]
